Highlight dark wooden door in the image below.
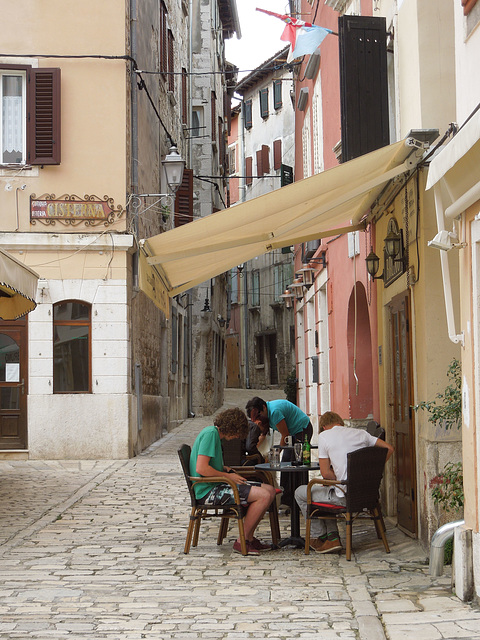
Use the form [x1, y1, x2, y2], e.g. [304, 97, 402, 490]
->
[389, 293, 417, 535]
[0, 320, 28, 449]
[268, 334, 278, 385]
[226, 334, 240, 388]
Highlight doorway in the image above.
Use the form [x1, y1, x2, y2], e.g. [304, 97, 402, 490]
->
[389, 293, 417, 536]
[0, 319, 28, 449]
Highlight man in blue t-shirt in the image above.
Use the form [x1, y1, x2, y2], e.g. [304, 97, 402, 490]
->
[246, 397, 313, 507]
[190, 407, 276, 556]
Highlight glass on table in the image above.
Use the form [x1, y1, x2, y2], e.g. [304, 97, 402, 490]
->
[294, 442, 303, 464]
[270, 446, 281, 467]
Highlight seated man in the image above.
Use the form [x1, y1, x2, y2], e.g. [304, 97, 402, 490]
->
[295, 411, 394, 554]
[190, 407, 276, 556]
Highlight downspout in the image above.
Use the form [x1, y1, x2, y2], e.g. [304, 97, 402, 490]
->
[238, 99, 249, 388]
[187, 0, 194, 417]
[433, 186, 464, 346]
[429, 519, 465, 576]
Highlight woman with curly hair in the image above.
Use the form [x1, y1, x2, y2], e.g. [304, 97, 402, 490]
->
[189, 407, 276, 556]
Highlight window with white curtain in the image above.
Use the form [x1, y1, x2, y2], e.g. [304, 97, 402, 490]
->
[1, 71, 25, 164]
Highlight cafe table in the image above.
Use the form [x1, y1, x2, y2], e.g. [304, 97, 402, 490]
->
[255, 461, 320, 548]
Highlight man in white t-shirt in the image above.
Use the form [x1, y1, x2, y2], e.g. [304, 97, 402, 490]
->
[295, 411, 394, 554]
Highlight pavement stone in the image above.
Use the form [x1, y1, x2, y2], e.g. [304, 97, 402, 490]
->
[0, 388, 480, 639]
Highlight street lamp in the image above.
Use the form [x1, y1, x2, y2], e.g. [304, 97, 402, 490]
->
[162, 145, 186, 194]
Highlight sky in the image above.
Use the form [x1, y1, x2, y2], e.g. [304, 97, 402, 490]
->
[225, 1, 292, 79]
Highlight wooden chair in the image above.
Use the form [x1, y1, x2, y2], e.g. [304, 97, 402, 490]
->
[178, 444, 249, 555]
[304, 446, 390, 560]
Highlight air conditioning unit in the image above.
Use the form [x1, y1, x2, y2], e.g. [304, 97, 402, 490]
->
[297, 87, 309, 111]
[304, 239, 320, 261]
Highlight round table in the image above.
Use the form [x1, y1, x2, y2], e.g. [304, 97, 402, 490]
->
[255, 461, 320, 548]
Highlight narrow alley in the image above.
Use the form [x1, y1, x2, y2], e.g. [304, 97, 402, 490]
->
[0, 388, 479, 639]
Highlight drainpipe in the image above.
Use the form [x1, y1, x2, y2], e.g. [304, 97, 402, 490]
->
[429, 519, 465, 576]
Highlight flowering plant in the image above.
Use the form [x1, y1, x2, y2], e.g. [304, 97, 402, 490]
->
[429, 461, 464, 513]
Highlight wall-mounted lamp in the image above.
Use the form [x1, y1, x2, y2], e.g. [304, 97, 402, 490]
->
[296, 266, 316, 289]
[279, 289, 295, 309]
[305, 251, 327, 269]
[162, 145, 186, 194]
[288, 279, 304, 300]
[366, 218, 405, 281]
[217, 314, 226, 327]
[237, 263, 245, 278]
[202, 295, 211, 312]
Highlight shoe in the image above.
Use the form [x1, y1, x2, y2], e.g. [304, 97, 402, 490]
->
[233, 539, 260, 556]
[314, 538, 342, 554]
[250, 537, 273, 551]
[309, 537, 328, 553]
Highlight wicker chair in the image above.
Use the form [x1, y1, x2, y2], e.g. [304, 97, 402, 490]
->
[304, 446, 390, 560]
[178, 444, 250, 555]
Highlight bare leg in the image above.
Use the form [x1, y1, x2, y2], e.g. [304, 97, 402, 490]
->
[237, 484, 276, 541]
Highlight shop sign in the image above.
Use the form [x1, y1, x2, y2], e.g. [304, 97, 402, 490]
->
[30, 194, 124, 227]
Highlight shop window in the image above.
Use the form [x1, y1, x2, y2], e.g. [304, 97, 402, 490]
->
[0, 65, 61, 165]
[53, 301, 91, 393]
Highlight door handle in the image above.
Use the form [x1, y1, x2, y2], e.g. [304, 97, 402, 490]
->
[16, 378, 24, 395]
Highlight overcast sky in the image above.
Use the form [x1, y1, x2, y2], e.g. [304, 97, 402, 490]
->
[225, 0, 291, 78]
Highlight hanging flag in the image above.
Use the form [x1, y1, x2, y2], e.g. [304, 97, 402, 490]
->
[256, 7, 333, 61]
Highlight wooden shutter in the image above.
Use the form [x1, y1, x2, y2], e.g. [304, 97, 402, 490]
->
[245, 156, 253, 185]
[175, 168, 193, 227]
[262, 145, 270, 174]
[27, 68, 61, 165]
[244, 99, 252, 129]
[273, 80, 282, 110]
[160, 2, 167, 77]
[211, 91, 216, 142]
[339, 15, 389, 162]
[181, 69, 187, 125]
[462, 0, 478, 14]
[273, 139, 282, 170]
[256, 149, 263, 177]
[259, 88, 269, 119]
[168, 30, 174, 92]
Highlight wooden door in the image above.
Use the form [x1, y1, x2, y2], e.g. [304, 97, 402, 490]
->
[389, 293, 417, 536]
[226, 334, 240, 388]
[268, 334, 278, 385]
[0, 319, 28, 449]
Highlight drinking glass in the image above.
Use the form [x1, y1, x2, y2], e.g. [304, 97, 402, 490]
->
[270, 447, 281, 467]
[294, 442, 303, 464]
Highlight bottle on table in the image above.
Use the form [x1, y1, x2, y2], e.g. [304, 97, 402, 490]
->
[302, 434, 311, 466]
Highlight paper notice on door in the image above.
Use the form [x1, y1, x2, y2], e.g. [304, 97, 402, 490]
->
[6, 363, 20, 382]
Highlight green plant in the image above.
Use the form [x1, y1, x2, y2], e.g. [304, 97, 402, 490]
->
[284, 368, 297, 405]
[413, 358, 461, 429]
[429, 461, 464, 513]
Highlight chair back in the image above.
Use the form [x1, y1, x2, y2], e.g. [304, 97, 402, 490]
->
[345, 446, 387, 512]
[178, 444, 197, 507]
[221, 438, 245, 466]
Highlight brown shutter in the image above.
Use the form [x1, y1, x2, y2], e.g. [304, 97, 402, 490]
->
[175, 168, 193, 227]
[160, 2, 167, 77]
[256, 149, 263, 177]
[168, 30, 174, 92]
[211, 91, 216, 142]
[245, 156, 253, 185]
[181, 69, 187, 124]
[462, 0, 478, 14]
[273, 139, 282, 170]
[27, 67, 61, 165]
[339, 15, 389, 162]
[262, 145, 270, 174]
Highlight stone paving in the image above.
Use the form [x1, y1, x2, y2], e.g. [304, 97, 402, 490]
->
[0, 388, 480, 639]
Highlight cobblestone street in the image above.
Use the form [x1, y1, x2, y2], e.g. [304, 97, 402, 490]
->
[0, 389, 479, 639]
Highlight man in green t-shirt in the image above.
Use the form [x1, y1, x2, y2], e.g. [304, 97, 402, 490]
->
[190, 407, 276, 556]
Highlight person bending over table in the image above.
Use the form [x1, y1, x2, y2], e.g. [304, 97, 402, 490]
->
[295, 411, 394, 554]
[190, 407, 276, 556]
[245, 397, 313, 507]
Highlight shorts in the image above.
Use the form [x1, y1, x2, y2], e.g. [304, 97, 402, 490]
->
[199, 482, 251, 506]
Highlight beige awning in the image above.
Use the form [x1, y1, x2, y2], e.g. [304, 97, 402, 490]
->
[140, 138, 422, 302]
[0, 249, 39, 320]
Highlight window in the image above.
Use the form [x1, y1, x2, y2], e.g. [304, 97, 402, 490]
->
[0, 65, 61, 165]
[274, 263, 293, 301]
[230, 268, 239, 304]
[256, 148, 263, 177]
[273, 80, 282, 110]
[53, 301, 91, 393]
[273, 139, 282, 170]
[228, 145, 236, 174]
[244, 99, 252, 129]
[259, 88, 269, 119]
[262, 145, 270, 174]
[174, 168, 193, 227]
[191, 107, 203, 137]
[251, 270, 260, 306]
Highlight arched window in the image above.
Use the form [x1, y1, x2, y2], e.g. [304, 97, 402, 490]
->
[53, 301, 91, 393]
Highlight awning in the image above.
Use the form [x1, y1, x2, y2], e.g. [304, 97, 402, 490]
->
[140, 138, 423, 303]
[0, 249, 39, 320]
